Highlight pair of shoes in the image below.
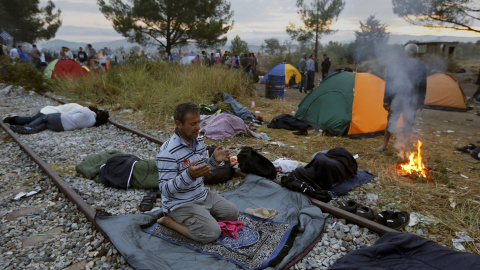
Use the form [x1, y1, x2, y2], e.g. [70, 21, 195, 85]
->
[292, 129, 308, 136]
[376, 146, 387, 152]
[138, 190, 158, 212]
[471, 146, 480, 160]
[374, 210, 410, 230]
[338, 200, 375, 220]
[10, 125, 39, 134]
[3, 116, 17, 124]
[455, 144, 477, 153]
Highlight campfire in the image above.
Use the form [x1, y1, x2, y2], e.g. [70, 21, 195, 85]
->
[398, 140, 429, 179]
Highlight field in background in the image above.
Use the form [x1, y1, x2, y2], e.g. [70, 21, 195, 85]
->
[1, 56, 480, 254]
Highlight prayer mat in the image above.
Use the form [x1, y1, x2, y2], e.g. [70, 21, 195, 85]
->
[143, 213, 298, 270]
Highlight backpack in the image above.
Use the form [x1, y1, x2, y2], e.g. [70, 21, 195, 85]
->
[237, 147, 277, 179]
[99, 154, 140, 189]
[281, 174, 332, 202]
[203, 145, 235, 184]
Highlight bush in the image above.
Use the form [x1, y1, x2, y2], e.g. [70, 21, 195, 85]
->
[0, 57, 45, 91]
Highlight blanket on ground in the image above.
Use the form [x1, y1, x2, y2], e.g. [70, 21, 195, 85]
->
[95, 174, 326, 270]
[329, 232, 480, 270]
[200, 114, 261, 139]
[144, 213, 298, 270]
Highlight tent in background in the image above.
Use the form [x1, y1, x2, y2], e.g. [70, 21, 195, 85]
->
[424, 73, 467, 111]
[43, 59, 89, 80]
[261, 63, 301, 85]
[296, 72, 392, 138]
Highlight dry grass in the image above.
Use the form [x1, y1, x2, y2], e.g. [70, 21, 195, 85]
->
[42, 61, 480, 254]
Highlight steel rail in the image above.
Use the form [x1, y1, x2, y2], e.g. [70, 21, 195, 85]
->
[39, 93, 397, 235]
[0, 121, 109, 239]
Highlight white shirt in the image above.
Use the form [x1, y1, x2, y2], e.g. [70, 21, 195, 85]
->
[66, 51, 74, 59]
[99, 55, 108, 64]
[40, 103, 84, 114]
[9, 48, 19, 60]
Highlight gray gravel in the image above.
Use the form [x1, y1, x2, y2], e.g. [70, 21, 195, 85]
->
[1, 84, 384, 270]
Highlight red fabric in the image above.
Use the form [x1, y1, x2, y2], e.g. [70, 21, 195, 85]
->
[52, 59, 89, 79]
[218, 221, 244, 239]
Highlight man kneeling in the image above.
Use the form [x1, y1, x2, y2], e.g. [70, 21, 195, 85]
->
[156, 102, 238, 243]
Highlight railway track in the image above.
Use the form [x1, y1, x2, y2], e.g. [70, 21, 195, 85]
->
[1, 85, 394, 269]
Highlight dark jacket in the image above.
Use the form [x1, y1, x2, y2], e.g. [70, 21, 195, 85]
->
[321, 57, 331, 72]
[291, 147, 357, 190]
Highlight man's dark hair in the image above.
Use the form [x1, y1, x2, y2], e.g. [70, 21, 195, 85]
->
[87, 44, 92, 47]
[173, 102, 200, 124]
[88, 106, 99, 113]
[94, 110, 109, 126]
[32, 44, 37, 48]
[323, 54, 327, 57]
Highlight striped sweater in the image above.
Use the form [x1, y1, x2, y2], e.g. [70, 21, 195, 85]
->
[156, 129, 218, 211]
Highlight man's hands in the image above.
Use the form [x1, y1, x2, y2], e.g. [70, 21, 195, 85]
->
[213, 146, 230, 163]
[187, 146, 230, 179]
[188, 160, 211, 179]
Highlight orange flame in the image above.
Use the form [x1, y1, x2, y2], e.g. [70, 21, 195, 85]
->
[399, 140, 428, 178]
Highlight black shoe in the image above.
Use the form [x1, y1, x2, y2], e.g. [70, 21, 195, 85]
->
[471, 146, 480, 160]
[455, 144, 477, 153]
[385, 211, 410, 230]
[3, 116, 17, 124]
[355, 206, 376, 220]
[11, 125, 39, 134]
[138, 190, 158, 212]
[339, 200, 361, 213]
[374, 210, 393, 225]
[293, 129, 308, 136]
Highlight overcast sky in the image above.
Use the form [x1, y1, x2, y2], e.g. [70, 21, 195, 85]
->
[42, 0, 480, 45]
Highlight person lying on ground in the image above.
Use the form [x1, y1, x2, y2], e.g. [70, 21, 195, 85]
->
[4, 103, 88, 125]
[8, 106, 109, 134]
[156, 102, 238, 243]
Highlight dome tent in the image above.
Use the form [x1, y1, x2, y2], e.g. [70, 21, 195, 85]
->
[261, 63, 301, 85]
[424, 73, 467, 111]
[43, 59, 89, 80]
[296, 71, 392, 138]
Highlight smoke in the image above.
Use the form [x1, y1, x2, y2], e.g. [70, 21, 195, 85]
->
[369, 43, 427, 156]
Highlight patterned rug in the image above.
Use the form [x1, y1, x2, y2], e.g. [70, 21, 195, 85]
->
[143, 213, 298, 270]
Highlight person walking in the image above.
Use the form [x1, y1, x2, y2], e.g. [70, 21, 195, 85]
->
[376, 44, 427, 155]
[30, 44, 42, 69]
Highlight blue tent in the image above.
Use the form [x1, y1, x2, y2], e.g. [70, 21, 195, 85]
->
[261, 63, 301, 84]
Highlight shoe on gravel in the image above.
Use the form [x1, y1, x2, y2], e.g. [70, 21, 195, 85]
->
[374, 210, 393, 225]
[339, 200, 361, 213]
[138, 190, 159, 212]
[470, 146, 480, 160]
[385, 211, 410, 230]
[355, 206, 376, 220]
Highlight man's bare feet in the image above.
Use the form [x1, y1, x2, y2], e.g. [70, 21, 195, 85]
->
[157, 215, 191, 239]
[157, 215, 173, 225]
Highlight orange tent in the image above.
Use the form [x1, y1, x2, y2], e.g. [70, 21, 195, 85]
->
[425, 73, 467, 111]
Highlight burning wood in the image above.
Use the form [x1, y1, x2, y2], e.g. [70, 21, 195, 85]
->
[398, 140, 429, 179]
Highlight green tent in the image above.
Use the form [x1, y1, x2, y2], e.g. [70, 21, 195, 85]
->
[296, 72, 388, 137]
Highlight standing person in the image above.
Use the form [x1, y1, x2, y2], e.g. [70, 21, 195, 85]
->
[321, 54, 331, 80]
[232, 53, 239, 69]
[215, 51, 221, 63]
[241, 53, 250, 74]
[77, 47, 88, 65]
[9, 46, 19, 63]
[66, 47, 74, 60]
[99, 52, 108, 71]
[210, 52, 215, 66]
[306, 54, 316, 92]
[17, 45, 29, 62]
[86, 44, 97, 68]
[156, 102, 238, 243]
[377, 44, 427, 154]
[298, 53, 307, 93]
[30, 44, 42, 69]
[470, 70, 480, 103]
